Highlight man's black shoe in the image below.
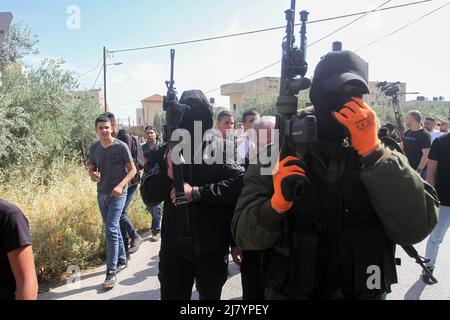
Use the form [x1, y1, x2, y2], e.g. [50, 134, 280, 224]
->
[103, 271, 117, 290]
[128, 235, 143, 254]
[150, 232, 160, 242]
[116, 260, 129, 273]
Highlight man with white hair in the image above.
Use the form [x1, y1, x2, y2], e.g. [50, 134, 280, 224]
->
[234, 115, 276, 300]
[251, 116, 276, 155]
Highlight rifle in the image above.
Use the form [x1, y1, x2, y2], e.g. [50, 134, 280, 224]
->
[163, 49, 196, 261]
[276, 0, 316, 192]
[403, 246, 438, 285]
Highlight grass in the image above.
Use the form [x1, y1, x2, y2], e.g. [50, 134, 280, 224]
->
[0, 161, 151, 283]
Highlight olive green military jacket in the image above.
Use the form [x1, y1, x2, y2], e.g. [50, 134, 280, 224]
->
[232, 146, 439, 250]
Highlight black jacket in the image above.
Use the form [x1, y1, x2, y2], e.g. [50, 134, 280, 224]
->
[141, 143, 245, 256]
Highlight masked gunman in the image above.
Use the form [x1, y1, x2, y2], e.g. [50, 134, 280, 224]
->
[141, 90, 244, 300]
[232, 51, 439, 300]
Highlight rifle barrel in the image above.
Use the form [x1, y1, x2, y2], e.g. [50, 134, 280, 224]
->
[170, 49, 175, 87]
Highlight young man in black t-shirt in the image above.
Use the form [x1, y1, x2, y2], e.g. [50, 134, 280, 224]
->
[403, 110, 431, 179]
[0, 199, 38, 300]
[422, 133, 450, 284]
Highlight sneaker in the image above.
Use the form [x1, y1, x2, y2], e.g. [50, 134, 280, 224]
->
[128, 235, 143, 254]
[117, 260, 128, 273]
[421, 266, 435, 285]
[150, 232, 160, 242]
[103, 271, 117, 290]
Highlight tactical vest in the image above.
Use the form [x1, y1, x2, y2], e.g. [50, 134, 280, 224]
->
[264, 150, 398, 299]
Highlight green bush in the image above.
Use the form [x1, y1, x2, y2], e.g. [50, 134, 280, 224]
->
[0, 161, 151, 283]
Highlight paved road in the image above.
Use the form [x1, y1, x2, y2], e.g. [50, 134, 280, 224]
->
[39, 230, 449, 300]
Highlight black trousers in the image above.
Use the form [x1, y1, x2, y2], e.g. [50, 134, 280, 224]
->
[241, 250, 265, 300]
[159, 248, 228, 300]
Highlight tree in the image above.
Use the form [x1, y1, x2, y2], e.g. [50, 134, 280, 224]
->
[238, 90, 310, 120]
[0, 23, 39, 69]
[0, 24, 99, 180]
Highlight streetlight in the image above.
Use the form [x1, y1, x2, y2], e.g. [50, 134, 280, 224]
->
[0, 12, 13, 88]
[103, 46, 123, 112]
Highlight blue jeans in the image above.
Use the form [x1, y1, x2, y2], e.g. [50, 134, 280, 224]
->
[120, 184, 139, 249]
[98, 193, 128, 272]
[147, 202, 162, 233]
[425, 205, 450, 268]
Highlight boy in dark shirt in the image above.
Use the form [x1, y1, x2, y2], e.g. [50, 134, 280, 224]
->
[88, 115, 137, 289]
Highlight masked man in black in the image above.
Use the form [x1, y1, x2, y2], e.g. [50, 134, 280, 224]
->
[141, 90, 244, 300]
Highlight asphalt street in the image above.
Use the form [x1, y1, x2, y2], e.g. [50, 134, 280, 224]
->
[39, 229, 449, 300]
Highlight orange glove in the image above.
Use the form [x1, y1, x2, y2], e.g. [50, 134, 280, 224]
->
[271, 156, 307, 214]
[333, 97, 380, 156]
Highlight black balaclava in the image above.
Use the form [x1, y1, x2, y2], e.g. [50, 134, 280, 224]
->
[310, 81, 349, 143]
[179, 90, 214, 136]
[178, 90, 214, 162]
[309, 51, 370, 145]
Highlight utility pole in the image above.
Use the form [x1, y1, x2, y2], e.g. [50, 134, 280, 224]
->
[103, 46, 107, 112]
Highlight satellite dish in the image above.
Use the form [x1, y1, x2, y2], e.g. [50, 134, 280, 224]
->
[0, 12, 13, 44]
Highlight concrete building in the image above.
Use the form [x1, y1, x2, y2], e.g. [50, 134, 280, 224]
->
[139, 94, 164, 126]
[136, 108, 145, 126]
[221, 77, 281, 114]
[70, 88, 105, 111]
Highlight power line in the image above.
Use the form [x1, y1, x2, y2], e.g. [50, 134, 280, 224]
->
[308, 0, 393, 48]
[205, 0, 393, 94]
[106, 0, 439, 108]
[77, 58, 102, 79]
[307, 0, 432, 24]
[109, 0, 432, 54]
[91, 64, 104, 90]
[205, 61, 281, 95]
[356, 1, 450, 52]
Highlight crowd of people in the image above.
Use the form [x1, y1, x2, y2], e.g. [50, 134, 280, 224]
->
[0, 50, 448, 300]
[379, 111, 450, 285]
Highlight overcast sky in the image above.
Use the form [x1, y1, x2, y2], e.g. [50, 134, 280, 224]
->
[2, 0, 449, 122]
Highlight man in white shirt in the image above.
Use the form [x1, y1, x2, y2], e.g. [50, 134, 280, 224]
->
[424, 117, 443, 143]
[438, 119, 449, 134]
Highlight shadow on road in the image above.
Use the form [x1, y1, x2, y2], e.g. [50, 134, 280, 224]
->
[404, 278, 427, 300]
[111, 289, 161, 300]
[39, 282, 110, 300]
[119, 260, 159, 287]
